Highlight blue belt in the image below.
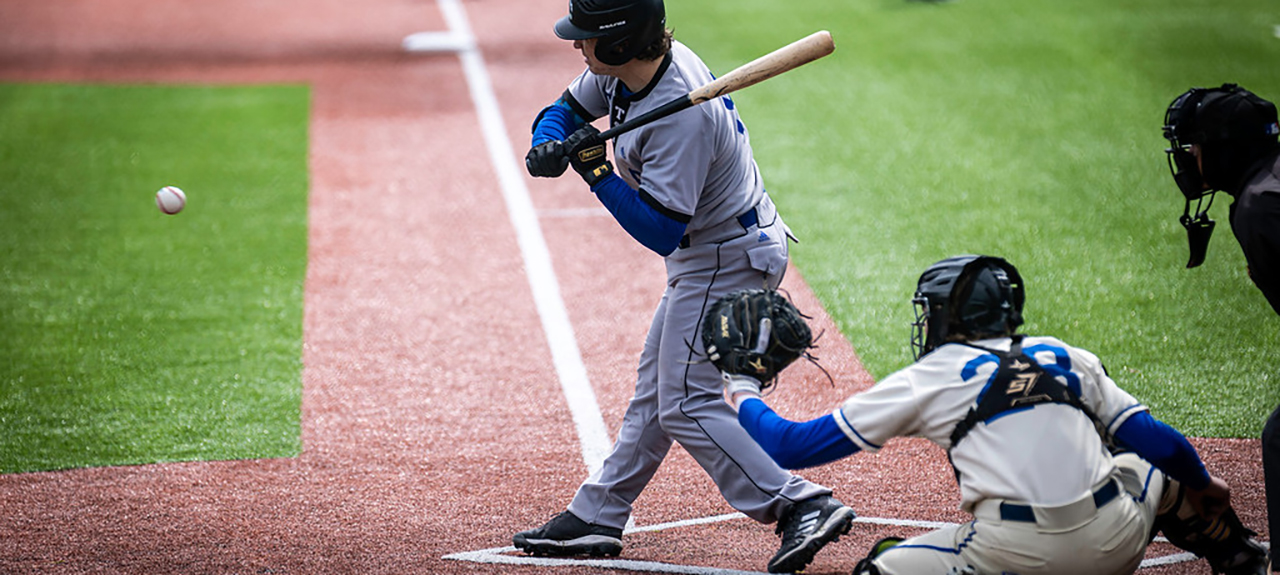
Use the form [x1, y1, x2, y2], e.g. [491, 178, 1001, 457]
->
[998, 479, 1120, 523]
[678, 207, 759, 249]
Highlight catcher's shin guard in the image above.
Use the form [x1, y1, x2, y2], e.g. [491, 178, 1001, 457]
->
[1156, 484, 1270, 575]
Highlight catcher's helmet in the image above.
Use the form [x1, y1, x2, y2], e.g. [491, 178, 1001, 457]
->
[554, 0, 666, 66]
[911, 255, 1025, 360]
[1162, 84, 1280, 267]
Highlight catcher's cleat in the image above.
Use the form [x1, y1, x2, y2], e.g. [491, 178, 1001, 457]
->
[512, 510, 623, 557]
[1209, 537, 1270, 575]
[768, 495, 856, 573]
[1156, 501, 1270, 575]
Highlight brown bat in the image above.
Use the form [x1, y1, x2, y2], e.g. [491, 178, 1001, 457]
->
[597, 30, 836, 141]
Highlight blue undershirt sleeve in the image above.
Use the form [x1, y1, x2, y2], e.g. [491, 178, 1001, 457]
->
[591, 173, 687, 256]
[531, 100, 583, 146]
[1113, 411, 1211, 491]
[737, 397, 860, 470]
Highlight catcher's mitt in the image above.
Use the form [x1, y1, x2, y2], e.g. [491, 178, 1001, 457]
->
[701, 289, 814, 386]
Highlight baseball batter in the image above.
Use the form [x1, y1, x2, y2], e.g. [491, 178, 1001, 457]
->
[721, 256, 1270, 575]
[512, 0, 854, 572]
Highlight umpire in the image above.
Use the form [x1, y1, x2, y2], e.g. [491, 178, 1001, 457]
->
[1162, 82, 1280, 570]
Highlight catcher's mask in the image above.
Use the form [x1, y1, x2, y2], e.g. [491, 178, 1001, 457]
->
[1162, 83, 1280, 268]
[911, 255, 1025, 360]
[554, 0, 666, 66]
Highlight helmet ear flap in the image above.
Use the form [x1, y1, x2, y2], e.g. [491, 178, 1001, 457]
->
[594, 36, 634, 66]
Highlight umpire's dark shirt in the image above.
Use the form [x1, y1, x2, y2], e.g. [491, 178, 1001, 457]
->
[1230, 150, 1280, 315]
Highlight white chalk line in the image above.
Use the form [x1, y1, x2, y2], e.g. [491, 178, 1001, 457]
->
[423, 0, 613, 480]
[444, 511, 1199, 572]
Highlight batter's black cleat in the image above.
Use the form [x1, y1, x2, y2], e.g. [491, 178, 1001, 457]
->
[768, 495, 856, 573]
[512, 510, 623, 558]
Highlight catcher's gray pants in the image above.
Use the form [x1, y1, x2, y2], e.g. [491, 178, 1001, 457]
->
[567, 207, 830, 530]
[871, 453, 1168, 575]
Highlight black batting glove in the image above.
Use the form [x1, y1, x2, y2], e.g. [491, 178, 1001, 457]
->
[564, 125, 613, 187]
[525, 140, 569, 178]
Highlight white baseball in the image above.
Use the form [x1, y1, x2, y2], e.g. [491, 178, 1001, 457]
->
[155, 186, 186, 215]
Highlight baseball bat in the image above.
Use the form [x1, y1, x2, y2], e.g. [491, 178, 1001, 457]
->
[597, 30, 836, 141]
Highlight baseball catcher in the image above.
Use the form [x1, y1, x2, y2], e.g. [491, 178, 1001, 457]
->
[702, 289, 815, 397]
[720, 255, 1270, 575]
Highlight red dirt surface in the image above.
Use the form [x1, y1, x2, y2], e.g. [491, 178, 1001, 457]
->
[0, 1, 1264, 574]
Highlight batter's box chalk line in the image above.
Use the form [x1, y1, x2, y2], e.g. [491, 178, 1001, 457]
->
[402, 31, 474, 52]
[444, 512, 1215, 573]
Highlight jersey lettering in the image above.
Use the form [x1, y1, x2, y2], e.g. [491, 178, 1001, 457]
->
[720, 95, 747, 135]
[609, 87, 632, 128]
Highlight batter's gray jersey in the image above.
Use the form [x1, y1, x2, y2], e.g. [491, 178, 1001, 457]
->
[561, 41, 829, 530]
[566, 41, 764, 237]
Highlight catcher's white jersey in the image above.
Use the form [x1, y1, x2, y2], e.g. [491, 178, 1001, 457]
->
[833, 336, 1147, 512]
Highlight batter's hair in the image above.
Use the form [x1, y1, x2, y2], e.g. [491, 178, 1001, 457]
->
[632, 28, 673, 62]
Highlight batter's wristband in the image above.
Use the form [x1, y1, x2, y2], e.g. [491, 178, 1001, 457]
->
[583, 160, 614, 187]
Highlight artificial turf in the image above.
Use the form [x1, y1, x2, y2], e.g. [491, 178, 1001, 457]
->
[0, 83, 309, 473]
[672, 0, 1280, 437]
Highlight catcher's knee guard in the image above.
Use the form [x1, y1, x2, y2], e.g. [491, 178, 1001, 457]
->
[851, 537, 903, 575]
[1156, 485, 1270, 575]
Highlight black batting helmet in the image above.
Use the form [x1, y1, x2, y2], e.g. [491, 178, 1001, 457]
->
[911, 255, 1025, 360]
[554, 0, 666, 66]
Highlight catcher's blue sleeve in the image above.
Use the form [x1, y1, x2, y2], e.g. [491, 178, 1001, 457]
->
[591, 173, 687, 256]
[737, 397, 859, 469]
[531, 99, 584, 146]
[1113, 411, 1211, 490]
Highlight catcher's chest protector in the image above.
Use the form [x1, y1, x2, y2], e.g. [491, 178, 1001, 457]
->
[947, 336, 1104, 482]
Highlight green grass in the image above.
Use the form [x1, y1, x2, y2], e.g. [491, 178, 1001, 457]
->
[670, 0, 1280, 437]
[0, 84, 310, 473]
